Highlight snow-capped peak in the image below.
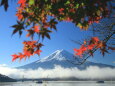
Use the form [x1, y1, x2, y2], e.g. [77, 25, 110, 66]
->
[36, 49, 74, 63]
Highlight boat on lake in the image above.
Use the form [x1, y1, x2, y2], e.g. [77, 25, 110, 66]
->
[96, 81, 104, 83]
[36, 80, 43, 83]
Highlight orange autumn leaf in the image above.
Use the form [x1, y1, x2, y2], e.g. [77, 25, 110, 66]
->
[33, 25, 40, 33]
[18, 0, 26, 8]
[87, 44, 95, 50]
[74, 48, 83, 57]
[16, 13, 23, 20]
[12, 54, 19, 62]
[91, 37, 99, 43]
[74, 37, 101, 57]
[58, 8, 64, 12]
[80, 45, 87, 52]
[23, 51, 33, 57]
[12, 41, 43, 61]
[18, 53, 25, 60]
[58, 8, 64, 15]
[16, 7, 24, 20]
[34, 50, 42, 55]
[23, 41, 37, 46]
[74, 37, 110, 57]
[74, 45, 87, 57]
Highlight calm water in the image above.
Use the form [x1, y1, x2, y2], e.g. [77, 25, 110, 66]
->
[0, 81, 115, 86]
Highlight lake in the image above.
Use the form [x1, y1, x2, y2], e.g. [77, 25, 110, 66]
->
[0, 81, 115, 86]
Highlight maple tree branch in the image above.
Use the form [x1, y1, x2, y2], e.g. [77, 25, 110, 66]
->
[79, 30, 115, 65]
[66, 22, 115, 65]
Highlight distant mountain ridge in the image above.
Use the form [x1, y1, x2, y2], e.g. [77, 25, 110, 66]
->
[0, 74, 16, 82]
[19, 50, 115, 69]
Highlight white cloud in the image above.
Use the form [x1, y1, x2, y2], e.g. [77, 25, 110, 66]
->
[0, 64, 115, 79]
[0, 64, 8, 67]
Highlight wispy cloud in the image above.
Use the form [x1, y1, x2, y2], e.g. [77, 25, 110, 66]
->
[0, 64, 115, 79]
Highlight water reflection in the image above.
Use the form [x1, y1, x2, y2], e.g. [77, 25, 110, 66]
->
[0, 81, 114, 86]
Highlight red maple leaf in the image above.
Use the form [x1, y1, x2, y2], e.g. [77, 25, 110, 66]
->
[33, 26, 40, 33]
[92, 37, 99, 43]
[80, 45, 87, 51]
[18, 0, 26, 7]
[74, 49, 83, 57]
[12, 54, 19, 62]
[18, 53, 25, 60]
[16, 13, 23, 20]
[87, 44, 95, 50]
[58, 8, 64, 14]
[34, 50, 42, 55]
[74, 46, 87, 58]
[24, 51, 33, 57]
[58, 8, 64, 12]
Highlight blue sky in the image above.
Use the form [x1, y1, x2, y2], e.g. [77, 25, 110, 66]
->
[0, 1, 114, 67]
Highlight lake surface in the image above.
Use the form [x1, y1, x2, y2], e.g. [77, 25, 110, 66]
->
[0, 81, 115, 86]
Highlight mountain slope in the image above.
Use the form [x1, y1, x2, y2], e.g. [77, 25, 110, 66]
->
[19, 50, 114, 69]
[0, 74, 16, 82]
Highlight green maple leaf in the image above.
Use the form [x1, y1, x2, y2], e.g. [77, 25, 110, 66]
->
[29, 0, 34, 5]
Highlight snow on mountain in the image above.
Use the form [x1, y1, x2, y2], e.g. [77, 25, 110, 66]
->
[36, 49, 74, 62]
[18, 50, 114, 69]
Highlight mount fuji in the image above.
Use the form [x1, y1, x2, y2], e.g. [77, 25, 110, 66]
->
[19, 50, 114, 69]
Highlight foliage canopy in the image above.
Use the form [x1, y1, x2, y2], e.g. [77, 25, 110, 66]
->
[0, 0, 114, 62]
